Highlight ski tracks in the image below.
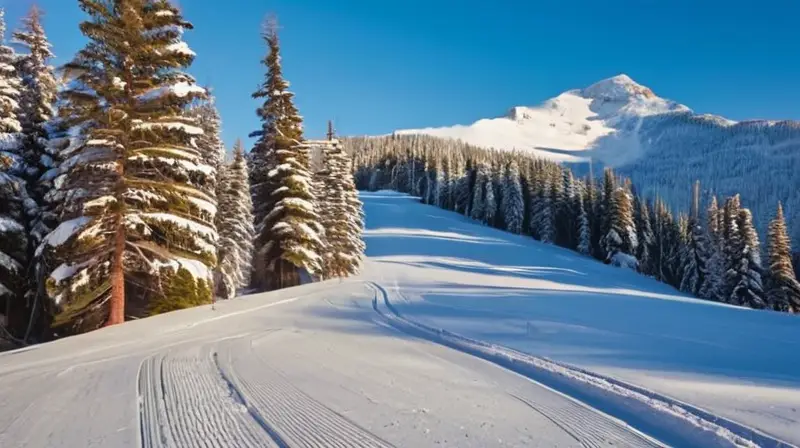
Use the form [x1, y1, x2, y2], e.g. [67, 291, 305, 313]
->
[138, 333, 393, 448]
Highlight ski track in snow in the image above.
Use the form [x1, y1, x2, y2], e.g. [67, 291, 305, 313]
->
[3, 191, 798, 447]
[368, 280, 796, 448]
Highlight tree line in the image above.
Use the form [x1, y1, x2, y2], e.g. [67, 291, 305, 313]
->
[0, 2, 364, 344]
[346, 134, 800, 313]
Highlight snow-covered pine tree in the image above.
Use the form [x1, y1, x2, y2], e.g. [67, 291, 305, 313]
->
[602, 186, 638, 269]
[720, 195, 742, 303]
[190, 96, 225, 181]
[11, 7, 59, 333]
[317, 139, 365, 278]
[555, 168, 576, 248]
[699, 196, 723, 301]
[729, 208, 766, 309]
[0, 10, 29, 335]
[11, 6, 57, 192]
[765, 203, 800, 312]
[633, 196, 654, 275]
[577, 194, 591, 255]
[534, 174, 555, 244]
[502, 159, 524, 234]
[41, 0, 213, 334]
[433, 157, 445, 209]
[484, 167, 497, 227]
[470, 160, 487, 223]
[599, 168, 616, 249]
[249, 17, 321, 291]
[680, 181, 709, 296]
[214, 140, 254, 300]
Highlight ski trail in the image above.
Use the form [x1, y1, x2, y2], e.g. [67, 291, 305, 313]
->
[507, 393, 661, 448]
[217, 337, 395, 448]
[138, 345, 281, 448]
[368, 281, 796, 448]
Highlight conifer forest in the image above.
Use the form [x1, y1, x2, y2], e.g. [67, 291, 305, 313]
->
[0, 0, 798, 348]
[0, 2, 365, 342]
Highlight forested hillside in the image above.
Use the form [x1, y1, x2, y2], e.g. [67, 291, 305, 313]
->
[346, 134, 800, 314]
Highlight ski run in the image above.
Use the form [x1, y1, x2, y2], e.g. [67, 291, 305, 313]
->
[2, 191, 798, 448]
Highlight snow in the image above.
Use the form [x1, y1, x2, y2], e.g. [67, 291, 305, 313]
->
[137, 81, 205, 102]
[396, 74, 688, 164]
[41, 217, 92, 249]
[132, 119, 204, 135]
[1, 192, 798, 447]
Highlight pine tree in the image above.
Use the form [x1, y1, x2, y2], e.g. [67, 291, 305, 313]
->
[602, 187, 638, 268]
[680, 182, 709, 296]
[470, 161, 487, 222]
[699, 196, 723, 300]
[765, 203, 800, 312]
[214, 141, 254, 300]
[484, 169, 497, 226]
[0, 10, 28, 335]
[633, 196, 654, 275]
[41, 0, 213, 334]
[502, 160, 524, 234]
[729, 208, 766, 309]
[249, 17, 322, 291]
[11, 6, 57, 190]
[317, 139, 365, 278]
[577, 194, 591, 255]
[534, 175, 554, 244]
[720, 195, 742, 303]
[556, 168, 576, 248]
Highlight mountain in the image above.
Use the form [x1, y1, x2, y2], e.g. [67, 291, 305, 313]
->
[396, 74, 800, 246]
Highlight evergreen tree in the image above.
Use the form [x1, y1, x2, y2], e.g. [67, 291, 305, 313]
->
[728, 208, 766, 308]
[484, 169, 497, 226]
[41, 0, 213, 334]
[720, 195, 742, 303]
[633, 196, 654, 275]
[317, 139, 365, 278]
[534, 175, 554, 244]
[502, 160, 524, 234]
[11, 6, 57, 191]
[765, 203, 800, 312]
[680, 182, 709, 296]
[249, 17, 321, 291]
[577, 194, 591, 255]
[214, 141, 254, 300]
[556, 168, 576, 248]
[602, 187, 638, 268]
[470, 161, 487, 223]
[699, 196, 723, 300]
[0, 10, 28, 335]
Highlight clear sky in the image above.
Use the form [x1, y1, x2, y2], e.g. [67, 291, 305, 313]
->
[2, 0, 799, 147]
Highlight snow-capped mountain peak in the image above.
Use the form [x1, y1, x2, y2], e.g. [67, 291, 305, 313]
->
[396, 74, 691, 163]
[580, 74, 656, 101]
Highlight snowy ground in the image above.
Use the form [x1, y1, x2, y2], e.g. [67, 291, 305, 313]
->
[1, 191, 798, 447]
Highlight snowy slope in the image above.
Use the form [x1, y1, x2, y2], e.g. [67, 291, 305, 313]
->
[1, 191, 798, 447]
[395, 74, 800, 256]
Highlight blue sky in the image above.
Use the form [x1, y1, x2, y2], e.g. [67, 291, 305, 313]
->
[2, 0, 799, 147]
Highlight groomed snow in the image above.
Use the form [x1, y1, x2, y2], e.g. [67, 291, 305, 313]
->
[1, 191, 797, 447]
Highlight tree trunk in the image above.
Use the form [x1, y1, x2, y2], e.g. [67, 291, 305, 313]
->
[106, 220, 125, 326]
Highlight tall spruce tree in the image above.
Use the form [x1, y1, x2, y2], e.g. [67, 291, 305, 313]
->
[249, 17, 323, 290]
[41, 0, 213, 334]
[317, 139, 365, 278]
[680, 182, 709, 296]
[729, 208, 766, 309]
[502, 160, 524, 234]
[602, 187, 638, 268]
[699, 196, 723, 300]
[0, 9, 29, 335]
[577, 194, 591, 256]
[12, 6, 57, 190]
[470, 160, 487, 222]
[633, 196, 654, 275]
[765, 203, 800, 312]
[214, 141, 254, 300]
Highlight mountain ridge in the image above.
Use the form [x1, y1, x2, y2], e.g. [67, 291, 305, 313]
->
[393, 74, 800, 249]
